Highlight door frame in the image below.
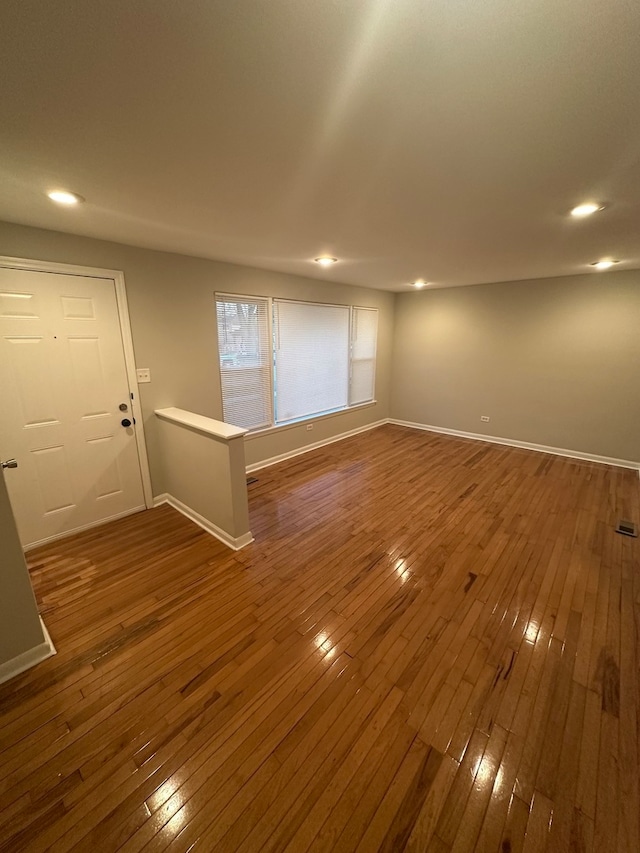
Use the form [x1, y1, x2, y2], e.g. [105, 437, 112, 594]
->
[0, 255, 154, 515]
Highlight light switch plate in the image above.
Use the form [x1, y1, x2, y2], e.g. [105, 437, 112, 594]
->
[136, 368, 151, 383]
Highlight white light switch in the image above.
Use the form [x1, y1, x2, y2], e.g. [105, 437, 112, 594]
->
[136, 368, 151, 383]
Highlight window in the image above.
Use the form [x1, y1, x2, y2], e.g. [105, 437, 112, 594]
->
[274, 300, 350, 424]
[216, 296, 272, 430]
[215, 294, 378, 431]
[350, 307, 378, 405]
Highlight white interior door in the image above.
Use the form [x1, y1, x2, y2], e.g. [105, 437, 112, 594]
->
[0, 267, 146, 547]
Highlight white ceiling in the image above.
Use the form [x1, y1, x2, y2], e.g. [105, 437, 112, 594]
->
[2, 0, 639, 291]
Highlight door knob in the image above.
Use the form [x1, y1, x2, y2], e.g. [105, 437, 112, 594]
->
[1, 459, 18, 469]
[121, 419, 132, 428]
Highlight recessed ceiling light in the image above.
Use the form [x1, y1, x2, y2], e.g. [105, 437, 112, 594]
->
[411, 280, 427, 288]
[314, 256, 338, 267]
[47, 190, 85, 205]
[570, 202, 604, 218]
[591, 259, 618, 270]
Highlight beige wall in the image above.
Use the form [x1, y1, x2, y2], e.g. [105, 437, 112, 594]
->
[0, 220, 394, 491]
[391, 271, 640, 462]
[0, 471, 45, 666]
[155, 418, 250, 541]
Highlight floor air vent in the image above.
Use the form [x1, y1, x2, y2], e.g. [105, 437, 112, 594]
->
[615, 520, 637, 537]
[246, 476, 259, 485]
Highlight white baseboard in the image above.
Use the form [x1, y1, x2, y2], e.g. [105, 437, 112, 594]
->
[388, 418, 640, 471]
[153, 493, 254, 550]
[0, 616, 56, 686]
[246, 419, 389, 474]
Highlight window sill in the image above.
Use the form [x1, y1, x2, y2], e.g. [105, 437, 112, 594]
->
[243, 400, 378, 441]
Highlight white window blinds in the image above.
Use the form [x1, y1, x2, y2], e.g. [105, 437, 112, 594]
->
[274, 300, 350, 424]
[216, 294, 378, 432]
[350, 307, 378, 405]
[216, 296, 272, 430]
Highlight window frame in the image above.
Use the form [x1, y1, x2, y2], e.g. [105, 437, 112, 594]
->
[215, 292, 378, 434]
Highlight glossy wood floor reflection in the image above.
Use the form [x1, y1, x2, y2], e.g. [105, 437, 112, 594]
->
[1, 425, 639, 852]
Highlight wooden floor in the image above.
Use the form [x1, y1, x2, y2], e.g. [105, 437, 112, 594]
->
[1, 425, 638, 852]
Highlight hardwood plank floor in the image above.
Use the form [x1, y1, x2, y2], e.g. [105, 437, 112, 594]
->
[0, 424, 638, 852]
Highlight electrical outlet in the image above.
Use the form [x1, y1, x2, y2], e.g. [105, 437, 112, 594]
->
[480, 415, 490, 422]
[306, 423, 313, 431]
[136, 368, 151, 383]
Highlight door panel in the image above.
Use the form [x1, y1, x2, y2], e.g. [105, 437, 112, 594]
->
[86, 435, 124, 500]
[32, 445, 76, 514]
[5, 336, 60, 426]
[68, 336, 111, 416]
[0, 267, 145, 546]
